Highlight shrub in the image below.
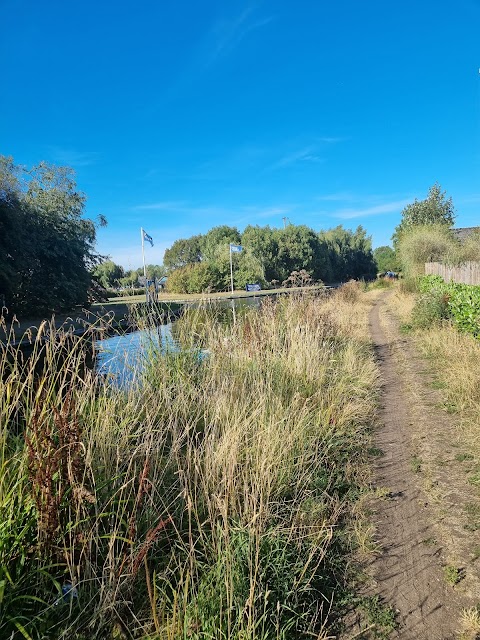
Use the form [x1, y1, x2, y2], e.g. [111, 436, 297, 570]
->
[397, 225, 459, 278]
[416, 276, 480, 336]
[166, 262, 225, 294]
[336, 279, 362, 303]
[412, 289, 451, 328]
[107, 287, 145, 297]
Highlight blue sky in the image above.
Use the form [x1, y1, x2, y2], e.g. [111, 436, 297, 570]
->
[2, 0, 479, 268]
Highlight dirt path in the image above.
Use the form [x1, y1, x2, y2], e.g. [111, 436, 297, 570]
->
[366, 292, 476, 639]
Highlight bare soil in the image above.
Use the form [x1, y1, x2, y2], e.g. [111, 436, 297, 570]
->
[352, 292, 479, 639]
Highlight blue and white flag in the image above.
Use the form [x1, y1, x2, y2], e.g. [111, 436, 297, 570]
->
[230, 244, 243, 253]
[143, 230, 154, 247]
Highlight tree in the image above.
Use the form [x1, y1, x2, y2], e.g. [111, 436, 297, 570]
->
[373, 246, 399, 273]
[93, 260, 125, 288]
[276, 225, 332, 282]
[163, 236, 203, 270]
[166, 262, 223, 294]
[0, 155, 104, 315]
[393, 183, 455, 246]
[201, 226, 241, 262]
[241, 225, 280, 283]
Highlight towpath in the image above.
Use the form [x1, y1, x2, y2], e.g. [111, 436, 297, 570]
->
[365, 292, 478, 639]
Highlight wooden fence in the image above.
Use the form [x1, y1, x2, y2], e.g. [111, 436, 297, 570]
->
[425, 261, 480, 285]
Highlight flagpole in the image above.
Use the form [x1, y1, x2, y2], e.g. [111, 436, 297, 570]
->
[229, 244, 234, 293]
[141, 227, 148, 303]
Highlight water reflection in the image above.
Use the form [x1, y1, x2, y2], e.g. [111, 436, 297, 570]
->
[95, 324, 176, 385]
[95, 296, 264, 384]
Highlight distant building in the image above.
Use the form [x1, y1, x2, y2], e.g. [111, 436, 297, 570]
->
[452, 227, 480, 242]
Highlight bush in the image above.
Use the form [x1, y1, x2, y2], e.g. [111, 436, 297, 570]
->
[336, 279, 363, 303]
[415, 275, 480, 336]
[397, 225, 459, 278]
[107, 287, 145, 298]
[166, 262, 225, 294]
[412, 289, 451, 328]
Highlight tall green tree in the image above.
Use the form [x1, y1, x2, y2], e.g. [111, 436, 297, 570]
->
[201, 225, 241, 262]
[373, 246, 399, 273]
[93, 260, 124, 288]
[0, 155, 104, 315]
[393, 183, 455, 246]
[320, 225, 376, 281]
[241, 225, 280, 282]
[277, 225, 331, 282]
[163, 235, 203, 270]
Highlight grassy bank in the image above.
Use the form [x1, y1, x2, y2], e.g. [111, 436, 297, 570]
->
[388, 283, 480, 465]
[0, 286, 378, 639]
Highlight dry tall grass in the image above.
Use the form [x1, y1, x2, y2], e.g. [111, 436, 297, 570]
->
[0, 289, 378, 639]
[417, 326, 480, 460]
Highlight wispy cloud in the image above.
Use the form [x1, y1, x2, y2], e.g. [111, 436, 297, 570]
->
[268, 147, 325, 171]
[206, 8, 274, 65]
[333, 199, 410, 220]
[48, 147, 100, 167]
[133, 201, 187, 211]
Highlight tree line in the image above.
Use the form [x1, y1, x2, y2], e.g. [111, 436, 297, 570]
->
[9, 156, 463, 313]
[162, 223, 377, 293]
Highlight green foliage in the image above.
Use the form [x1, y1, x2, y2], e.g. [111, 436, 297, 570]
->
[241, 225, 280, 282]
[443, 565, 462, 586]
[276, 224, 330, 282]
[164, 223, 378, 293]
[0, 290, 379, 638]
[0, 155, 103, 315]
[119, 265, 166, 289]
[373, 245, 399, 273]
[416, 275, 480, 337]
[166, 262, 224, 293]
[201, 225, 241, 262]
[456, 229, 480, 262]
[412, 289, 451, 328]
[397, 224, 459, 278]
[92, 260, 124, 288]
[163, 235, 203, 270]
[320, 225, 377, 281]
[393, 183, 456, 246]
[359, 595, 397, 638]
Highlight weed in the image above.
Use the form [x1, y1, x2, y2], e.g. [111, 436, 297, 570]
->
[411, 456, 422, 473]
[400, 322, 413, 334]
[421, 537, 437, 547]
[468, 472, 480, 487]
[456, 453, 475, 462]
[443, 565, 463, 586]
[411, 289, 451, 329]
[359, 595, 397, 638]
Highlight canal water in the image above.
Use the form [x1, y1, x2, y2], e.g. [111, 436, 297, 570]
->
[95, 297, 263, 384]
